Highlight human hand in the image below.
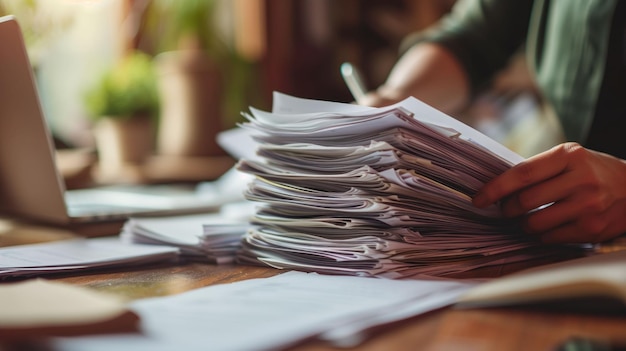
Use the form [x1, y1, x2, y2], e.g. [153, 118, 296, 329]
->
[359, 90, 405, 108]
[357, 43, 470, 112]
[473, 143, 626, 244]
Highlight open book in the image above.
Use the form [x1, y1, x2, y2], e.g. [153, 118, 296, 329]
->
[456, 249, 626, 313]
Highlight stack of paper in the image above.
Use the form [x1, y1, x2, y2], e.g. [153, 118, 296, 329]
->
[120, 204, 253, 264]
[235, 92, 570, 278]
[0, 238, 179, 279]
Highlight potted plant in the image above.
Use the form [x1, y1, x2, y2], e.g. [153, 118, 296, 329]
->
[142, 0, 227, 158]
[83, 51, 159, 175]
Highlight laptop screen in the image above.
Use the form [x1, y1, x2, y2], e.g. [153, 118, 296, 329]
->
[0, 16, 71, 224]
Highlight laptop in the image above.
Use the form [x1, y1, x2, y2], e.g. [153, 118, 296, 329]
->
[0, 15, 226, 227]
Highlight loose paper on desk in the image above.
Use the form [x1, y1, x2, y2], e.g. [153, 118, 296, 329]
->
[0, 237, 178, 279]
[121, 203, 254, 264]
[54, 270, 476, 351]
[234, 92, 578, 279]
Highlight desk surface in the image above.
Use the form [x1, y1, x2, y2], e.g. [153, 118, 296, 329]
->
[2, 221, 626, 351]
[51, 261, 626, 351]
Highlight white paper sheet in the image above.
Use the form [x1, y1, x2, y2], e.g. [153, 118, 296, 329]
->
[271, 92, 524, 164]
[54, 271, 475, 351]
[0, 237, 179, 278]
[121, 205, 253, 263]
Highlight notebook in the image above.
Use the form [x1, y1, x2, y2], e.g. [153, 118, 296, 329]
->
[456, 249, 626, 314]
[0, 15, 223, 226]
[0, 279, 139, 340]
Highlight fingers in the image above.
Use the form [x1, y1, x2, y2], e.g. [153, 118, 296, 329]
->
[359, 90, 404, 107]
[472, 142, 626, 244]
[538, 199, 626, 243]
[499, 170, 582, 217]
[473, 143, 582, 208]
[519, 191, 607, 234]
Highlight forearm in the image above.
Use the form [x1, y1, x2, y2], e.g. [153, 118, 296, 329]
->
[361, 43, 470, 114]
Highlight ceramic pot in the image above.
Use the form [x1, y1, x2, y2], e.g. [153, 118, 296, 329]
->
[93, 115, 154, 171]
[155, 49, 224, 157]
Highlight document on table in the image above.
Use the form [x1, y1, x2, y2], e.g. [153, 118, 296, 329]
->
[0, 237, 178, 279]
[54, 271, 476, 351]
[120, 202, 254, 264]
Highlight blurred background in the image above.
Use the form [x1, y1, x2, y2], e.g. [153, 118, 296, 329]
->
[1, 0, 552, 188]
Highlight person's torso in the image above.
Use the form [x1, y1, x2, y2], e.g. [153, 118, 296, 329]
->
[528, 0, 626, 158]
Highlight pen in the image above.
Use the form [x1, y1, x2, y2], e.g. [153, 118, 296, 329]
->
[340, 62, 368, 104]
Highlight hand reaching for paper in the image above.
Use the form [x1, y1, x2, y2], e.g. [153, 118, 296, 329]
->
[473, 142, 626, 244]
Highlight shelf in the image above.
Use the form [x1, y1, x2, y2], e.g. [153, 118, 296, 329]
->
[57, 149, 235, 189]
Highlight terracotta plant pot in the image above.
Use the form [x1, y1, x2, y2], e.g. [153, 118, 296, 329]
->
[93, 116, 154, 172]
[155, 49, 225, 157]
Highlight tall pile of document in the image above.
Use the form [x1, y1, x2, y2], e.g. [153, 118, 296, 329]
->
[235, 92, 566, 278]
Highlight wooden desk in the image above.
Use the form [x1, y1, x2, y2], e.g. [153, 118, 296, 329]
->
[2, 224, 626, 351]
[47, 260, 626, 351]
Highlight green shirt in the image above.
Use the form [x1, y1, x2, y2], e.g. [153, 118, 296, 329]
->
[409, 0, 617, 147]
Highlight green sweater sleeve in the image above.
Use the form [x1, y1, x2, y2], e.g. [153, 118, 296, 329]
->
[403, 0, 534, 94]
